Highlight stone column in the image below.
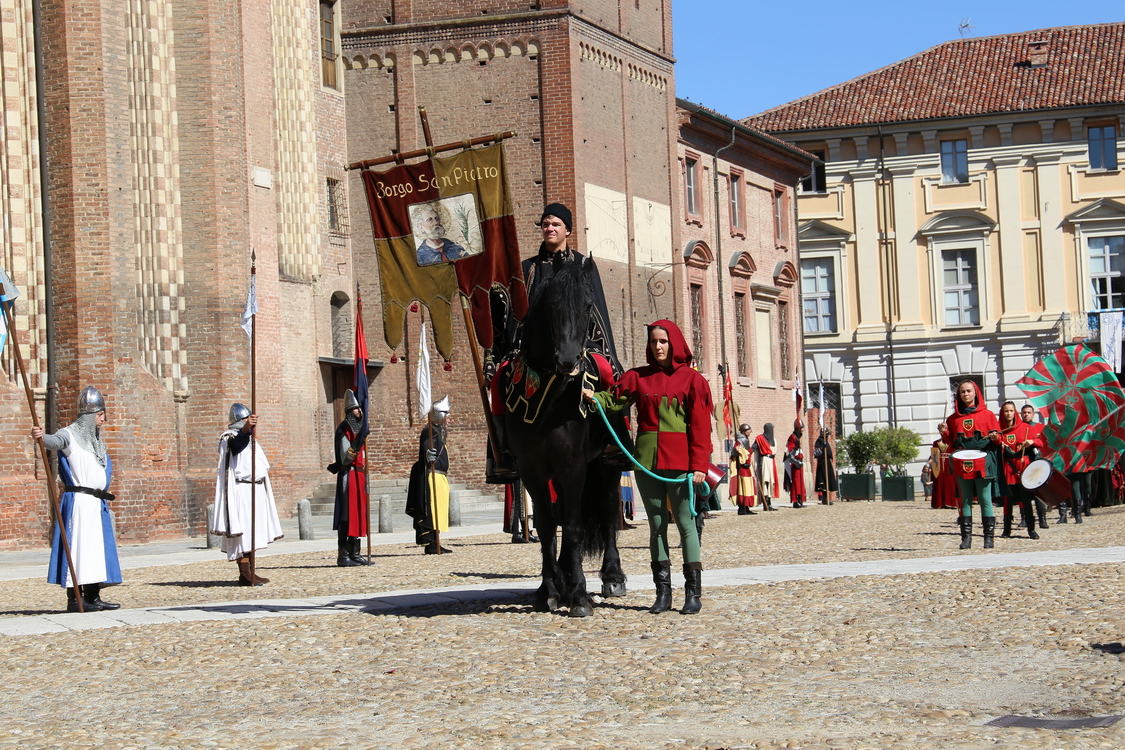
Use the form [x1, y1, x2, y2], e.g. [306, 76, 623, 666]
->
[850, 167, 885, 335]
[1034, 152, 1067, 315]
[889, 165, 923, 327]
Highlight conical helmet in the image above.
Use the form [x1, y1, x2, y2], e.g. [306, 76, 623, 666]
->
[228, 402, 251, 426]
[77, 386, 106, 415]
[344, 389, 360, 412]
[430, 395, 451, 424]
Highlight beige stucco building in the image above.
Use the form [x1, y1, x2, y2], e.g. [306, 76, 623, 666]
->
[745, 23, 1125, 464]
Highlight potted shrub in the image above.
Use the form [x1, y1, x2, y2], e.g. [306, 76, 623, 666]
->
[876, 426, 923, 501]
[838, 430, 879, 501]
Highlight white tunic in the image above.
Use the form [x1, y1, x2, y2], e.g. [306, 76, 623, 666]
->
[212, 432, 284, 561]
[58, 427, 113, 587]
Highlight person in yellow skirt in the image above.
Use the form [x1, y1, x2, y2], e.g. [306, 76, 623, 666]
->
[729, 424, 758, 514]
[405, 396, 453, 554]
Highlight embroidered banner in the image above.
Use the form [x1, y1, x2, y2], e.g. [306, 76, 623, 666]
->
[360, 143, 528, 360]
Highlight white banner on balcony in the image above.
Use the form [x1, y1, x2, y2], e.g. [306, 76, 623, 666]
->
[1100, 312, 1123, 373]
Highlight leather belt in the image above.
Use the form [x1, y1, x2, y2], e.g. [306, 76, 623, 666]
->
[236, 478, 266, 485]
[63, 485, 116, 502]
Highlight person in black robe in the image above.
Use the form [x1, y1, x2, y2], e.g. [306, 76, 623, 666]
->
[814, 433, 838, 505]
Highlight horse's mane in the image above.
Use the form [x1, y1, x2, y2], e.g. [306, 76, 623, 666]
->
[522, 258, 591, 371]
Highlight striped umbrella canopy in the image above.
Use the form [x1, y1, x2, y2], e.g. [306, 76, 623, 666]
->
[1017, 343, 1125, 473]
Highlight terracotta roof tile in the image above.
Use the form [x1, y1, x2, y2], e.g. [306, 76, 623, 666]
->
[743, 23, 1125, 133]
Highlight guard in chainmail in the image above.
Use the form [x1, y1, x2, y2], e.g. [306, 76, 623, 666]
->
[212, 403, 284, 584]
[33, 386, 123, 612]
[332, 389, 370, 566]
[405, 396, 454, 554]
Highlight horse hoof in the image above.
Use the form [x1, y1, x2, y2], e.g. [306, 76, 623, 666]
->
[568, 604, 593, 617]
[601, 582, 627, 598]
[547, 595, 561, 612]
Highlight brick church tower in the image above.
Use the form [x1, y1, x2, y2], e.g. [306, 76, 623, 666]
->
[341, 0, 686, 480]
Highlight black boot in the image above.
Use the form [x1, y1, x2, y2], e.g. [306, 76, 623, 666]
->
[959, 516, 972, 549]
[1001, 513, 1013, 538]
[78, 585, 107, 612]
[983, 516, 996, 549]
[1073, 501, 1083, 524]
[84, 583, 120, 610]
[349, 538, 371, 565]
[1022, 499, 1039, 539]
[485, 416, 520, 485]
[681, 563, 702, 615]
[1058, 504, 1068, 523]
[649, 562, 672, 613]
[337, 530, 358, 567]
[66, 587, 80, 613]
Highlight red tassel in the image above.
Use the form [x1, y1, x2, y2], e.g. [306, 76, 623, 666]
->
[410, 302, 419, 313]
[443, 362, 453, 372]
[390, 354, 399, 364]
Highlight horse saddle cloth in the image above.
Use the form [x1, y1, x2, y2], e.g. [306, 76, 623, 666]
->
[500, 351, 614, 425]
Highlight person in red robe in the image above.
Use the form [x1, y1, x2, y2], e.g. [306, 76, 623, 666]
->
[998, 401, 1039, 540]
[784, 420, 806, 508]
[929, 422, 959, 510]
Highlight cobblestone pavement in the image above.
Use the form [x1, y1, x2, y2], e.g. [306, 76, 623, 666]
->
[3, 500, 1125, 748]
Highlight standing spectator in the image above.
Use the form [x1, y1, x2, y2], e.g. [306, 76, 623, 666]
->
[813, 431, 838, 505]
[753, 424, 779, 511]
[729, 424, 757, 514]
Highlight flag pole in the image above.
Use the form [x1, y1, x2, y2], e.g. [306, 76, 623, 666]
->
[4, 301, 82, 611]
[359, 283, 372, 565]
[249, 249, 258, 584]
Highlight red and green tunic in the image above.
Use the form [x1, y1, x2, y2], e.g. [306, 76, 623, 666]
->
[591, 320, 713, 474]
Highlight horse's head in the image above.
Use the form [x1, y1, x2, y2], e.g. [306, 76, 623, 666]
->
[524, 257, 593, 376]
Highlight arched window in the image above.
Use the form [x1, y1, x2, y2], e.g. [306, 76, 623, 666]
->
[683, 241, 712, 370]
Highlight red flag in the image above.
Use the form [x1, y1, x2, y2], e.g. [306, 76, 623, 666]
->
[721, 371, 735, 440]
[354, 291, 370, 440]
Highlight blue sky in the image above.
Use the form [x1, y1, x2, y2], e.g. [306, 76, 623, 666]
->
[672, 1, 1122, 120]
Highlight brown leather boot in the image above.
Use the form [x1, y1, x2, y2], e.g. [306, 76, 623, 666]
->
[237, 557, 270, 586]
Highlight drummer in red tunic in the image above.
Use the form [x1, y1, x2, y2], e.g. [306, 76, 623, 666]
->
[1020, 404, 1050, 529]
[946, 380, 1001, 549]
[997, 401, 1040, 540]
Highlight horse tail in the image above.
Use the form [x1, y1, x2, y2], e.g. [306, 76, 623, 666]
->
[580, 458, 618, 560]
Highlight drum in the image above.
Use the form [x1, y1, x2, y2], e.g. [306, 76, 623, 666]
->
[1020, 459, 1072, 508]
[951, 449, 988, 480]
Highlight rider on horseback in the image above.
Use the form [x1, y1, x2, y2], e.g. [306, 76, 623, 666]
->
[486, 202, 625, 484]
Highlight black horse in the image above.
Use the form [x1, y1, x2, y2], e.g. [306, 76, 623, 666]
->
[502, 257, 627, 616]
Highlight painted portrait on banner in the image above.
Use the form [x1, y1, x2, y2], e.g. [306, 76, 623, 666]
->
[409, 193, 484, 267]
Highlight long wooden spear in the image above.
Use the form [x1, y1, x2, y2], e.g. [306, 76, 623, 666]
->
[249, 249, 258, 584]
[2, 295, 82, 610]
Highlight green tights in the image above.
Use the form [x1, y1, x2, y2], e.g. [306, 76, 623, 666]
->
[634, 470, 701, 565]
[957, 477, 996, 518]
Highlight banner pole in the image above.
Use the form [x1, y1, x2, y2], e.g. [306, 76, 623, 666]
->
[249, 250, 258, 584]
[5, 302, 82, 611]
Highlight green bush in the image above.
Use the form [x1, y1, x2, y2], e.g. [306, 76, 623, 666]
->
[876, 426, 924, 476]
[839, 430, 880, 474]
[839, 426, 923, 475]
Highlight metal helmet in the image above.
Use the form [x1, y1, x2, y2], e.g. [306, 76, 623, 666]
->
[738, 423, 751, 434]
[228, 403, 251, 426]
[344, 389, 361, 412]
[77, 386, 106, 415]
[430, 395, 451, 424]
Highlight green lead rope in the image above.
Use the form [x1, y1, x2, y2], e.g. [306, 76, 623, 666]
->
[591, 398, 699, 517]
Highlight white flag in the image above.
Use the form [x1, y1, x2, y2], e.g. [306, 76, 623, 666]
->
[0, 265, 20, 356]
[819, 380, 825, 430]
[416, 321, 432, 421]
[241, 275, 257, 339]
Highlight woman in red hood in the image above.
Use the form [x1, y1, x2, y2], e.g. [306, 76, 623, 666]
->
[997, 401, 1039, 540]
[585, 319, 713, 615]
[945, 379, 1001, 549]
